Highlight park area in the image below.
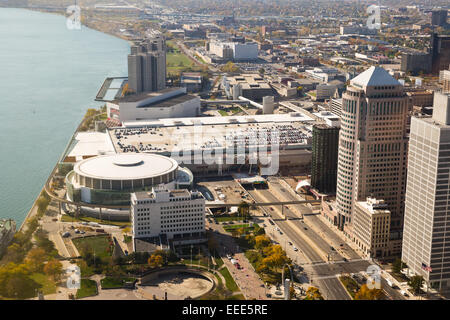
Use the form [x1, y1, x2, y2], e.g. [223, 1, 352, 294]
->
[166, 41, 202, 75]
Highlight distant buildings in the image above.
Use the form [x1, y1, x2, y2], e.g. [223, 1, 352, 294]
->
[127, 35, 166, 94]
[180, 72, 203, 93]
[311, 124, 340, 194]
[209, 40, 258, 61]
[336, 67, 408, 256]
[402, 92, 450, 291]
[401, 52, 432, 75]
[313, 84, 338, 101]
[431, 9, 448, 27]
[329, 98, 343, 117]
[339, 25, 378, 36]
[131, 187, 206, 252]
[222, 74, 273, 101]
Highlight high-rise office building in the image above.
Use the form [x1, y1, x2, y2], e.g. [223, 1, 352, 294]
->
[311, 124, 340, 194]
[431, 33, 450, 75]
[431, 9, 448, 27]
[336, 67, 409, 256]
[127, 36, 166, 94]
[402, 92, 450, 291]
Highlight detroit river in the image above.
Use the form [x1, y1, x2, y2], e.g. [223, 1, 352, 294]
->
[0, 8, 129, 225]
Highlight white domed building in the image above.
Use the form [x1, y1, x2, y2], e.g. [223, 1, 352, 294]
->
[66, 153, 193, 205]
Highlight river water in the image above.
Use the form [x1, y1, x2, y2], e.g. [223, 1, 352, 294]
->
[0, 8, 129, 225]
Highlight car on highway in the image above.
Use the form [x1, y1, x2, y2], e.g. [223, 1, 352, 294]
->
[293, 247, 298, 251]
[288, 241, 293, 246]
[62, 232, 70, 238]
[304, 227, 308, 230]
[343, 257, 348, 262]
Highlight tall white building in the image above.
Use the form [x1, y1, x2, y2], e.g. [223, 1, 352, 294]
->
[336, 66, 409, 256]
[402, 93, 450, 291]
[131, 187, 206, 252]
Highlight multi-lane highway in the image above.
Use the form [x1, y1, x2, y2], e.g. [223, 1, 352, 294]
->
[245, 182, 405, 300]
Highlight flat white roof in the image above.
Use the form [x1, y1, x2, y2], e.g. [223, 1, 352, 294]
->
[121, 113, 314, 128]
[68, 132, 116, 161]
[74, 154, 178, 180]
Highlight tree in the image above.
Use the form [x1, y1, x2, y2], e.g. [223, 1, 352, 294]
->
[25, 248, 47, 273]
[304, 287, 323, 300]
[237, 201, 250, 220]
[148, 254, 164, 268]
[0, 263, 40, 299]
[221, 61, 240, 73]
[254, 235, 271, 250]
[354, 284, 383, 300]
[392, 258, 404, 274]
[3, 243, 26, 264]
[44, 259, 63, 281]
[262, 245, 289, 268]
[408, 275, 424, 294]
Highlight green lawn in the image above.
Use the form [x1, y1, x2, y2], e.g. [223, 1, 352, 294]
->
[76, 279, 98, 299]
[166, 41, 202, 74]
[72, 235, 112, 260]
[219, 267, 240, 292]
[30, 273, 57, 295]
[215, 216, 246, 222]
[100, 277, 136, 289]
[218, 110, 229, 116]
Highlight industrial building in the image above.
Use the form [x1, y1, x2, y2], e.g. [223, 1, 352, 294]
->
[107, 87, 201, 123]
[131, 187, 206, 252]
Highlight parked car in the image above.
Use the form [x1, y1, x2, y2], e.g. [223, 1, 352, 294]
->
[62, 232, 70, 238]
[288, 241, 293, 246]
[293, 247, 298, 252]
